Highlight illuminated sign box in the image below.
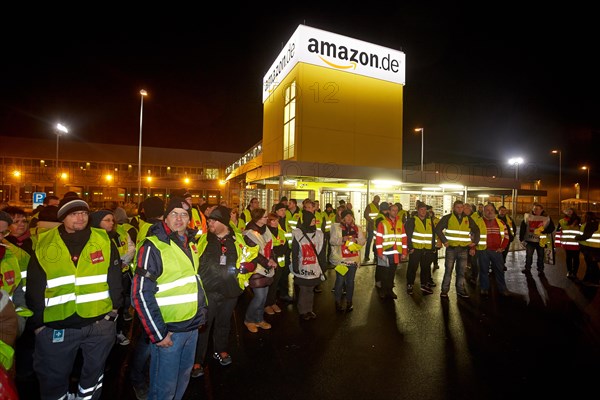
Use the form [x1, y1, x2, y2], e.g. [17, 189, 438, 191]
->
[262, 24, 406, 102]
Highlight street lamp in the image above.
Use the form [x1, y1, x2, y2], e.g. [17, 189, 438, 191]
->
[414, 128, 424, 172]
[552, 150, 562, 213]
[138, 89, 148, 203]
[581, 166, 590, 212]
[508, 157, 524, 222]
[55, 123, 69, 194]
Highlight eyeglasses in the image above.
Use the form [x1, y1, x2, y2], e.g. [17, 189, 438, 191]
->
[168, 211, 190, 219]
[68, 211, 89, 218]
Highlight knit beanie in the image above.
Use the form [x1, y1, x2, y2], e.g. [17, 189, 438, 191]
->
[164, 197, 192, 220]
[0, 211, 12, 225]
[38, 205, 59, 222]
[207, 205, 231, 227]
[57, 197, 90, 222]
[113, 207, 128, 224]
[90, 210, 113, 228]
[274, 203, 287, 212]
[379, 202, 390, 212]
[142, 197, 165, 219]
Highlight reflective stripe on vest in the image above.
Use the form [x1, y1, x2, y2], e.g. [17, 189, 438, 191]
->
[445, 214, 472, 247]
[36, 227, 112, 322]
[476, 218, 506, 250]
[411, 217, 433, 249]
[579, 224, 600, 248]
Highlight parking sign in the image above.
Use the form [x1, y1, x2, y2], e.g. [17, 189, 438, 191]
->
[33, 192, 46, 209]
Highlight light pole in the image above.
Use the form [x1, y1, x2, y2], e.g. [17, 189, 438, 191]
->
[508, 157, 524, 222]
[138, 89, 148, 204]
[552, 150, 562, 213]
[581, 166, 590, 212]
[55, 123, 69, 195]
[414, 128, 424, 172]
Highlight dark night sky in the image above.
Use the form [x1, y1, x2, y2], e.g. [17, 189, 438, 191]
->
[2, 5, 599, 186]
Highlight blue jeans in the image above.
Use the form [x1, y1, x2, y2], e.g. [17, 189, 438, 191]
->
[148, 330, 198, 400]
[130, 329, 151, 389]
[245, 286, 268, 323]
[478, 249, 508, 292]
[441, 246, 468, 295]
[334, 263, 357, 302]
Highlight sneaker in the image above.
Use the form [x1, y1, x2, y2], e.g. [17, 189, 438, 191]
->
[420, 285, 433, 294]
[271, 304, 282, 313]
[256, 321, 272, 330]
[123, 309, 133, 321]
[133, 384, 149, 400]
[191, 363, 204, 378]
[440, 292, 449, 298]
[116, 332, 130, 346]
[428, 280, 437, 287]
[213, 352, 232, 366]
[244, 321, 258, 333]
[307, 311, 317, 319]
[264, 306, 275, 315]
[457, 292, 470, 299]
[345, 302, 353, 312]
[407, 284, 414, 295]
[300, 313, 312, 321]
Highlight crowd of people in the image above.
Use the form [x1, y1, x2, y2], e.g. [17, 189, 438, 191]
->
[0, 192, 598, 399]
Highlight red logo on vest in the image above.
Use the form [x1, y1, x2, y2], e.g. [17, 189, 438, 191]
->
[301, 243, 316, 265]
[90, 250, 105, 264]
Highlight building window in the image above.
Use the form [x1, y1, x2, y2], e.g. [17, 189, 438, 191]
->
[283, 81, 296, 160]
[205, 168, 219, 180]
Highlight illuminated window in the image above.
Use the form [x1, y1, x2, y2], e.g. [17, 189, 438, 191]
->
[205, 168, 219, 179]
[283, 81, 296, 160]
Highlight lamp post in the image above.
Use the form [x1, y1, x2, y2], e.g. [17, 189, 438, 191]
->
[138, 89, 148, 204]
[508, 157, 524, 222]
[414, 128, 424, 172]
[581, 166, 590, 212]
[55, 123, 69, 195]
[551, 150, 562, 213]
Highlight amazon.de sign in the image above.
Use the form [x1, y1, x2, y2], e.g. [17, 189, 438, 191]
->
[262, 24, 406, 102]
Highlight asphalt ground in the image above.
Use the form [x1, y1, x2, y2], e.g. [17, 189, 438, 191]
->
[17, 248, 600, 400]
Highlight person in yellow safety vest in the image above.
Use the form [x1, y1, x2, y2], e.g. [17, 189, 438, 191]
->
[131, 197, 208, 398]
[314, 200, 326, 232]
[363, 195, 380, 263]
[329, 209, 366, 312]
[555, 208, 582, 280]
[183, 192, 207, 236]
[375, 203, 407, 299]
[427, 206, 443, 271]
[373, 202, 390, 288]
[286, 199, 301, 233]
[265, 211, 290, 315]
[273, 203, 294, 303]
[435, 200, 480, 299]
[404, 202, 436, 295]
[25, 196, 123, 400]
[497, 206, 515, 263]
[574, 211, 600, 287]
[0, 288, 19, 390]
[190, 205, 257, 378]
[519, 202, 555, 274]
[0, 212, 31, 333]
[476, 204, 511, 297]
[229, 207, 242, 235]
[323, 203, 337, 262]
[463, 203, 481, 285]
[90, 210, 135, 346]
[238, 197, 259, 231]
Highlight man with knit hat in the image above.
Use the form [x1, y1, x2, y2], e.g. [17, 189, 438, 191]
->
[132, 196, 207, 398]
[25, 196, 123, 400]
[191, 205, 258, 377]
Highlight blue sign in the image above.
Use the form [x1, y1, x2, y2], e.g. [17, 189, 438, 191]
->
[33, 192, 46, 208]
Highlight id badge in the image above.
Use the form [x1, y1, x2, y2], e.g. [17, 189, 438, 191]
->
[52, 329, 65, 343]
[219, 254, 227, 265]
